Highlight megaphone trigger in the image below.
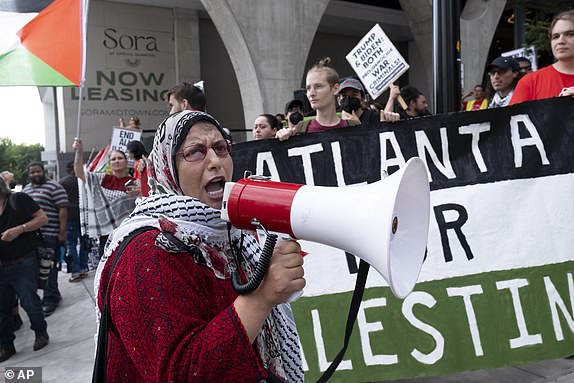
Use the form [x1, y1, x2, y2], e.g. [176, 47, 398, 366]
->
[256, 229, 308, 257]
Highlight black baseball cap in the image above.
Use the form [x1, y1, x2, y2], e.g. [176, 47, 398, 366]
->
[285, 99, 304, 114]
[487, 57, 519, 72]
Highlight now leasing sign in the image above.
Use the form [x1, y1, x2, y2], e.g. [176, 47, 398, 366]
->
[231, 98, 574, 382]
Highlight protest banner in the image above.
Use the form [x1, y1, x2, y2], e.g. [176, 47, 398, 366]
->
[231, 98, 574, 382]
[346, 24, 409, 100]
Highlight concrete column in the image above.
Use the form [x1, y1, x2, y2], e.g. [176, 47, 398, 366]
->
[460, 0, 506, 92]
[199, 0, 329, 132]
[173, 8, 201, 84]
[398, 0, 433, 99]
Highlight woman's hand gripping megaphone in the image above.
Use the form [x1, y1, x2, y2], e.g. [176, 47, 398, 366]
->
[256, 228, 307, 303]
[222, 175, 307, 303]
[228, 219, 306, 304]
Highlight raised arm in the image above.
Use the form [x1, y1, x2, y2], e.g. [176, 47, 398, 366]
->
[384, 84, 401, 113]
[72, 137, 86, 182]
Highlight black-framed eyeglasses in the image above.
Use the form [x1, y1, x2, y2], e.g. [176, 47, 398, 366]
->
[176, 139, 231, 163]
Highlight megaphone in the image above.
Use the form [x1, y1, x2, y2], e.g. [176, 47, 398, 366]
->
[221, 157, 430, 299]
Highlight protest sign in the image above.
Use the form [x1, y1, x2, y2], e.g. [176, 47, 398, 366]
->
[502, 46, 538, 71]
[231, 98, 574, 381]
[110, 127, 141, 154]
[346, 24, 409, 100]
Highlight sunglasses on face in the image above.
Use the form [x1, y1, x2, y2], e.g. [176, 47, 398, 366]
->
[176, 139, 231, 163]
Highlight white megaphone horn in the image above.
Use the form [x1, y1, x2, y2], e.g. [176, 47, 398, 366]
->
[221, 157, 430, 299]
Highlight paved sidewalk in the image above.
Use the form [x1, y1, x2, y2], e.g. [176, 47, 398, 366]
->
[1, 271, 574, 382]
[1, 271, 96, 383]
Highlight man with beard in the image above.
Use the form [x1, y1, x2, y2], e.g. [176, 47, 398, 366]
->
[388, 85, 432, 120]
[23, 162, 68, 317]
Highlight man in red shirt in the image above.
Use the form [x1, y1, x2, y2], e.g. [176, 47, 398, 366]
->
[510, 10, 574, 104]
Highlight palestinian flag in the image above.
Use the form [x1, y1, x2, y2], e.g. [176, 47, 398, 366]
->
[0, 0, 87, 86]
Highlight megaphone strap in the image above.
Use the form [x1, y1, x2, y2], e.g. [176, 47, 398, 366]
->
[315, 260, 370, 383]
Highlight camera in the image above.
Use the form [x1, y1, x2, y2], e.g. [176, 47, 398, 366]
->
[37, 247, 55, 289]
[339, 95, 362, 113]
[289, 111, 304, 125]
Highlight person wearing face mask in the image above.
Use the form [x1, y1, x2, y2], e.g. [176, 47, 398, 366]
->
[72, 140, 140, 258]
[510, 9, 574, 104]
[337, 77, 380, 125]
[93, 111, 305, 382]
[252, 114, 279, 140]
[276, 57, 360, 141]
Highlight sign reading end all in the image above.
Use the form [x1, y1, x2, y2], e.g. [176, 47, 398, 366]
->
[346, 24, 409, 100]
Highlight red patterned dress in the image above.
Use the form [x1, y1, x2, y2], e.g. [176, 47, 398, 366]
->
[98, 229, 271, 382]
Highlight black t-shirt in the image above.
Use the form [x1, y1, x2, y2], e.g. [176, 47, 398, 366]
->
[398, 108, 432, 120]
[359, 108, 381, 125]
[0, 192, 41, 262]
[59, 174, 80, 222]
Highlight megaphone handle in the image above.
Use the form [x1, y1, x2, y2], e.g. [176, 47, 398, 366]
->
[286, 290, 303, 303]
[256, 230, 305, 303]
[231, 232, 278, 295]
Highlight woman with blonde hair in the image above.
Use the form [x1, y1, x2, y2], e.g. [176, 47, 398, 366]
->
[277, 57, 359, 140]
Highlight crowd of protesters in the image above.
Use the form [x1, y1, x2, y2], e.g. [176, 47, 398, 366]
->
[0, 8, 572, 379]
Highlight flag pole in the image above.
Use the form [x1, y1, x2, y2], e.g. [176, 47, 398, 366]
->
[75, 85, 84, 138]
[76, 0, 89, 138]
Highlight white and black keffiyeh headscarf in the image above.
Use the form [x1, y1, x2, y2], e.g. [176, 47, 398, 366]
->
[95, 110, 303, 382]
[489, 89, 514, 108]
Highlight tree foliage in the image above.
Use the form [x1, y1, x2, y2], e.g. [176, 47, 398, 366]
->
[0, 138, 43, 186]
[524, 2, 572, 60]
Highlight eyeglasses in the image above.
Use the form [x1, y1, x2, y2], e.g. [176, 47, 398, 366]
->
[306, 82, 333, 93]
[176, 139, 231, 163]
[488, 68, 510, 76]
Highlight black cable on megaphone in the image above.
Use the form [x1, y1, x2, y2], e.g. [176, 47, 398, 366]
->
[228, 223, 278, 295]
